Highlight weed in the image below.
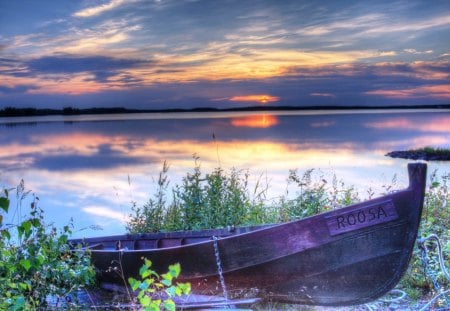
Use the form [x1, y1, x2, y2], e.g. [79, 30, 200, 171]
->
[128, 258, 191, 311]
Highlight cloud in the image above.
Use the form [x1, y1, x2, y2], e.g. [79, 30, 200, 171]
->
[229, 94, 279, 104]
[310, 93, 336, 98]
[74, 0, 128, 18]
[27, 55, 147, 74]
[298, 13, 385, 36]
[365, 84, 450, 99]
[24, 55, 149, 83]
[299, 12, 450, 38]
[0, 85, 37, 94]
[404, 49, 433, 55]
[82, 206, 129, 222]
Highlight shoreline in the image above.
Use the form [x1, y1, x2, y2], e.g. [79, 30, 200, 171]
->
[1, 104, 449, 118]
[386, 148, 450, 161]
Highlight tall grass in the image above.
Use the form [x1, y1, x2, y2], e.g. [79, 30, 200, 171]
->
[127, 158, 372, 233]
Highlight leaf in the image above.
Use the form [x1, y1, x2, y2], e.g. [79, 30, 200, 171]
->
[0, 197, 9, 213]
[141, 268, 151, 279]
[139, 265, 149, 278]
[165, 285, 176, 297]
[36, 254, 45, 265]
[150, 300, 161, 311]
[30, 218, 41, 227]
[161, 279, 172, 287]
[139, 295, 151, 307]
[431, 181, 440, 188]
[128, 277, 140, 291]
[1, 229, 11, 240]
[139, 281, 149, 291]
[144, 258, 152, 268]
[162, 272, 173, 282]
[18, 282, 29, 290]
[163, 299, 176, 311]
[20, 259, 32, 272]
[20, 220, 32, 239]
[13, 296, 26, 311]
[168, 263, 180, 277]
[179, 282, 191, 295]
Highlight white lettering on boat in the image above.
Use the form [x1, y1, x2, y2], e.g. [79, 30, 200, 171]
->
[325, 200, 398, 236]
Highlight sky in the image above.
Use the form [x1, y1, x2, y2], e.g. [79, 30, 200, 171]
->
[0, 0, 449, 109]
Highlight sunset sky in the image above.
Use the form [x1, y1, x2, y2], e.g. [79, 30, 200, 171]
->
[1, 0, 449, 109]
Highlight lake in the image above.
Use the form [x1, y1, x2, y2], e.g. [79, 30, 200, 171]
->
[1, 109, 449, 238]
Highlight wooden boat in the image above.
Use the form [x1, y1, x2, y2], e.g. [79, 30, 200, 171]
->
[70, 163, 426, 306]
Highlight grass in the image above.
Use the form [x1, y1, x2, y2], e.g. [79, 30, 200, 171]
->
[419, 146, 450, 154]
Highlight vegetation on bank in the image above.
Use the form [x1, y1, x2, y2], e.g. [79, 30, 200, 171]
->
[386, 147, 450, 161]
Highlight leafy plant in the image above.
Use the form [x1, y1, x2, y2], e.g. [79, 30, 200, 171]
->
[0, 181, 95, 310]
[128, 258, 191, 311]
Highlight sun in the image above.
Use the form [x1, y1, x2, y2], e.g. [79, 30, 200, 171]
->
[229, 94, 279, 104]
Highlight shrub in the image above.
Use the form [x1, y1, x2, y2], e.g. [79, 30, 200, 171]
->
[0, 181, 95, 310]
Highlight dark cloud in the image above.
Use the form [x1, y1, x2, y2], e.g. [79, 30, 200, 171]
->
[0, 85, 38, 94]
[25, 55, 150, 82]
[27, 55, 147, 73]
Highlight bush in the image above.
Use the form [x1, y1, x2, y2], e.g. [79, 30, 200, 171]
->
[0, 181, 95, 310]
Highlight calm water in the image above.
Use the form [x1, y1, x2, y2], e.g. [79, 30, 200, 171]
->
[1, 109, 449, 238]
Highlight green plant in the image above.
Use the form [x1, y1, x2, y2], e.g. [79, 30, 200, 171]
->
[127, 161, 170, 233]
[128, 258, 191, 311]
[400, 170, 450, 299]
[127, 156, 270, 232]
[0, 181, 95, 310]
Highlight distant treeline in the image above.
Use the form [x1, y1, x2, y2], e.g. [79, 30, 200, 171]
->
[1, 104, 449, 117]
[0, 106, 136, 117]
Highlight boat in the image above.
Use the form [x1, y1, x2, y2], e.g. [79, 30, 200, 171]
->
[70, 163, 426, 306]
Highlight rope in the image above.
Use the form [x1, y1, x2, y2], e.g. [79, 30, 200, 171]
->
[364, 289, 408, 310]
[212, 236, 229, 307]
[417, 234, 450, 310]
[364, 234, 449, 311]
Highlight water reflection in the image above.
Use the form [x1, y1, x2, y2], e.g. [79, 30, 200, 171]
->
[0, 110, 448, 237]
[231, 114, 279, 128]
